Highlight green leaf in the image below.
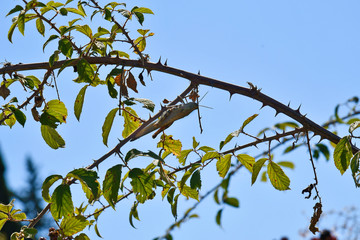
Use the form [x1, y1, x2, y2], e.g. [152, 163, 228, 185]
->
[0, 219, 7, 231]
[74, 85, 88, 121]
[17, 13, 25, 35]
[41, 125, 65, 149]
[177, 149, 192, 165]
[216, 154, 232, 178]
[122, 107, 141, 138]
[6, 5, 24, 16]
[41, 174, 63, 203]
[94, 223, 102, 238]
[75, 25, 92, 38]
[129, 202, 140, 228]
[8, 21, 17, 43]
[237, 154, 255, 172]
[75, 233, 90, 240]
[106, 79, 118, 98]
[215, 209, 223, 227]
[241, 114, 258, 131]
[49, 50, 59, 68]
[219, 133, 233, 150]
[350, 152, 360, 175]
[61, 215, 89, 236]
[179, 164, 201, 190]
[44, 100, 68, 123]
[43, 35, 59, 52]
[124, 149, 163, 163]
[36, 18, 45, 36]
[178, 183, 199, 201]
[214, 188, 220, 204]
[157, 135, 182, 157]
[50, 184, 74, 221]
[132, 7, 154, 14]
[129, 168, 155, 203]
[201, 151, 220, 163]
[267, 161, 291, 190]
[66, 7, 86, 17]
[11, 212, 26, 220]
[103, 164, 122, 209]
[134, 36, 146, 52]
[274, 121, 299, 131]
[102, 108, 118, 146]
[334, 136, 353, 174]
[77, 59, 95, 83]
[277, 161, 295, 169]
[198, 146, 215, 152]
[58, 38, 73, 58]
[190, 170, 201, 190]
[223, 197, 239, 208]
[67, 168, 100, 203]
[251, 158, 267, 185]
[9, 107, 26, 127]
[192, 136, 199, 149]
[316, 144, 330, 161]
[171, 194, 179, 219]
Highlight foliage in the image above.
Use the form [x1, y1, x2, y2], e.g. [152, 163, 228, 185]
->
[0, 0, 360, 239]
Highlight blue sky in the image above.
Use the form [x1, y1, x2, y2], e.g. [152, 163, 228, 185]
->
[1, 0, 360, 239]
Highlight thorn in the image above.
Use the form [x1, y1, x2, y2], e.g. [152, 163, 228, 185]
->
[164, 59, 168, 66]
[254, 144, 258, 149]
[263, 133, 267, 139]
[198, 70, 201, 75]
[275, 110, 280, 117]
[260, 103, 267, 110]
[229, 91, 234, 100]
[157, 57, 162, 65]
[287, 101, 291, 107]
[146, 68, 152, 75]
[296, 105, 302, 114]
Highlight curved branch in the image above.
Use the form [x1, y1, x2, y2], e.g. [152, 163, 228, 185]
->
[1, 57, 356, 153]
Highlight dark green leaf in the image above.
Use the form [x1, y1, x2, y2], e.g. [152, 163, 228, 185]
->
[42, 174, 63, 203]
[251, 158, 267, 185]
[74, 85, 88, 121]
[50, 184, 74, 221]
[6, 5, 23, 16]
[129, 168, 155, 203]
[215, 209, 223, 227]
[316, 144, 330, 161]
[103, 164, 122, 209]
[8, 21, 17, 43]
[59, 7, 68, 15]
[334, 136, 353, 174]
[351, 152, 360, 175]
[49, 50, 59, 68]
[74, 233, 90, 240]
[129, 202, 140, 229]
[177, 183, 199, 201]
[171, 194, 179, 219]
[58, 38, 73, 58]
[267, 161, 291, 191]
[223, 197, 239, 208]
[67, 168, 100, 203]
[77, 59, 95, 83]
[106, 79, 118, 98]
[190, 170, 201, 190]
[40, 125, 65, 149]
[219, 133, 233, 150]
[43, 35, 59, 52]
[9, 106, 26, 127]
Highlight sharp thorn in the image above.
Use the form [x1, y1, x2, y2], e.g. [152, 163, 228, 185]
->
[164, 59, 168, 66]
[157, 57, 162, 65]
[287, 101, 291, 107]
[275, 111, 280, 117]
[198, 70, 201, 75]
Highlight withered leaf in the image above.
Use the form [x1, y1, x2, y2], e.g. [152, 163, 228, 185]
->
[126, 72, 138, 93]
[31, 107, 40, 121]
[0, 84, 10, 100]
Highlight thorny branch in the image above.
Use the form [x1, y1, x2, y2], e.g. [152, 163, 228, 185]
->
[1, 57, 356, 154]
